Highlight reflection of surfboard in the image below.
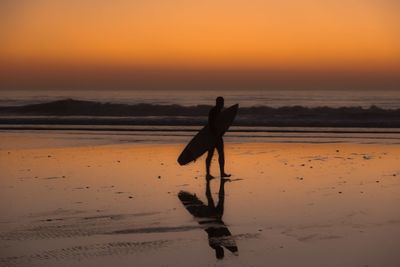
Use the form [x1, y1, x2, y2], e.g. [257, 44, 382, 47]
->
[178, 104, 238, 166]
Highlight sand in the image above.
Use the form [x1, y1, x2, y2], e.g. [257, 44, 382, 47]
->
[1, 135, 400, 266]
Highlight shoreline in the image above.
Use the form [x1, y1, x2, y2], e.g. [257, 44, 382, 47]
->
[3, 124, 400, 133]
[1, 128, 400, 150]
[2, 117, 400, 128]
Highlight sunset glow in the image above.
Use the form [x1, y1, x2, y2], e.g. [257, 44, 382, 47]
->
[2, 2, 400, 266]
[1, 1, 399, 71]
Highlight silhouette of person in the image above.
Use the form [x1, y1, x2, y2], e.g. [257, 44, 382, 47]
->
[178, 179, 238, 259]
[206, 96, 231, 180]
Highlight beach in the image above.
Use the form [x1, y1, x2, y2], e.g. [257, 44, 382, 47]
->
[2, 0, 400, 265]
[1, 132, 400, 266]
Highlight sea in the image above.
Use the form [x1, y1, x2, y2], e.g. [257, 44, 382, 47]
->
[1, 89, 400, 108]
[1, 89, 400, 146]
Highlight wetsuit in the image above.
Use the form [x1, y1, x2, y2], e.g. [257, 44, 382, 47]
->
[206, 106, 225, 176]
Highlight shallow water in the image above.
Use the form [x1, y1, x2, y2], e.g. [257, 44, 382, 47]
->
[1, 127, 400, 150]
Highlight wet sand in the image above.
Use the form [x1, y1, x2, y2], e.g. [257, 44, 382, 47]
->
[1, 137, 400, 266]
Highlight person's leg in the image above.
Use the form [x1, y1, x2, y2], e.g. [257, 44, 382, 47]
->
[206, 147, 215, 180]
[216, 138, 231, 178]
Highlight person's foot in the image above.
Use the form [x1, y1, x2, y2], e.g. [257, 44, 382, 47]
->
[206, 174, 215, 180]
[221, 177, 231, 182]
[220, 172, 231, 178]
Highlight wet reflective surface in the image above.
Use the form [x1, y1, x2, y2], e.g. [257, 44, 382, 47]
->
[178, 178, 238, 259]
[1, 134, 400, 266]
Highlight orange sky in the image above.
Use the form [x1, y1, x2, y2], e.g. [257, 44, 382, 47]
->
[0, 0, 399, 90]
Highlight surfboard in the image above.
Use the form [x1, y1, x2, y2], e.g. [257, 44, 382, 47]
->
[177, 104, 238, 165]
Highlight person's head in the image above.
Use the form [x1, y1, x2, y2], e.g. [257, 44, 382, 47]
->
[216, 96, 224, 109]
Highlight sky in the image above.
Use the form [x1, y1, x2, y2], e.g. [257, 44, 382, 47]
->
[0, 0, 399, 90]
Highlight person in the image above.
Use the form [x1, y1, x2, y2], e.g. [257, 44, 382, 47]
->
[206, 96, 231, 180]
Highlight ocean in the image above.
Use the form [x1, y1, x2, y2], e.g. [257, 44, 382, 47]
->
[1, 89, 400, 145]
[1, 89, 400, 108]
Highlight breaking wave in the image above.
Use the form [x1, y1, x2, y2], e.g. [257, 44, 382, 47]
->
[1, 99, 400, 127]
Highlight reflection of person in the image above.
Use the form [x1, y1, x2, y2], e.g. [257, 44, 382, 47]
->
[206, 96, 231, 180]
[178, 179, 238, 259]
